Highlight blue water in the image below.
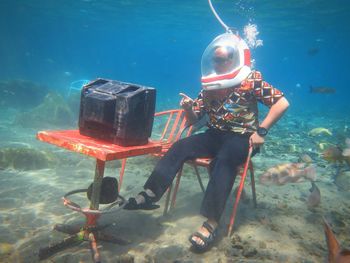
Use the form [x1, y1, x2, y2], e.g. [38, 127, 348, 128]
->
[1, 1, 350, 262]
[1, 0, 349, 112]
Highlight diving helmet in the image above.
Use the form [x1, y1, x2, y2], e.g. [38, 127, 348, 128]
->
[201, 33, 251, 90]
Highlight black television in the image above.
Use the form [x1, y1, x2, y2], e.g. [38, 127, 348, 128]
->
[79, 78, 156, 146]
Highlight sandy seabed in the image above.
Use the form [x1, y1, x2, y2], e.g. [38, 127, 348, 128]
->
[0, 109, 350, 263]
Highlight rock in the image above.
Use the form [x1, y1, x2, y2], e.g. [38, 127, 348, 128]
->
[242, 246, 258, 257]
[231, 233, 242, 244]
[258, 241, 267, 249]
[153, 245, 184, 262]
[269, 223, 280, 232]
[289, 229, 302, 239]
[116, 254, 134, 263]
[225, 247, 241, 257]
[143, 255, 155, 263]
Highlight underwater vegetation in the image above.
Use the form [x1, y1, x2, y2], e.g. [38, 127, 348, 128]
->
[0, 79, 49, 109]
[0, 78, 79, 129]
[15, 92, 76, 128]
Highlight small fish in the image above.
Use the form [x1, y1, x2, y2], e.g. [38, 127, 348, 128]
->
[322, 146, 344, 164]
[260, 163, 316, 186]
[308, 127, 333, 136]
[310, 86, 336, 94]
[323, 217, 350, 263]
[64, 71, 72, 77]
[307, 181, 320, 207]
[299, 153, 313, 164]
[307, 47, 319, 56]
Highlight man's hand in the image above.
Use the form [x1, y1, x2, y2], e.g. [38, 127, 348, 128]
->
[249, 132, 265, 149]
[179, 93, 194, 111]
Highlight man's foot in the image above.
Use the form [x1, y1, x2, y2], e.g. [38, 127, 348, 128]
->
[189, 221, 218, 252]
[124, 191, 160, 210]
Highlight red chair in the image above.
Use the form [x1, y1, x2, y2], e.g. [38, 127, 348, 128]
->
[120, 109, 257, 236]
[168, 146, 256, 236]
[118, 109, 192, 191]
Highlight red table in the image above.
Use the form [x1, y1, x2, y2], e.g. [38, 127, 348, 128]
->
[36, 130, 161, 262]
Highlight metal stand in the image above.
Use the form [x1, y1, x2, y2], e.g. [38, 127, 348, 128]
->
[38, 189, 127, 262]
[35, 130, 162, 262]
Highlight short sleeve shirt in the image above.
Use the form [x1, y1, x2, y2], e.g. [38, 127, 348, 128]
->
[192, 71, 284, 134]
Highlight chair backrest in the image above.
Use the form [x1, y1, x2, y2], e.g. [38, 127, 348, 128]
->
[151, 109, 193, 145]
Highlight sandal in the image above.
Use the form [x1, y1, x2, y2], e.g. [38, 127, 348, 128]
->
[123, 191, 160, 210]
[189, 221, 218, 252]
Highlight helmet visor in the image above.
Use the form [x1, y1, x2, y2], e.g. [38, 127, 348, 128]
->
[201, 33, 242, 77]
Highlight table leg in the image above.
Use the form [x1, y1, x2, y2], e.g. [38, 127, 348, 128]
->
[90, 159, 105, 210]
[39, 158, 130, 261]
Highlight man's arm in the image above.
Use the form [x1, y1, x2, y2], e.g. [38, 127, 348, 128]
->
[184, 109, 199, 126]
[179, 93, 199, 125]
[250, 97, 289, 148]
[260, 97, 289, 130]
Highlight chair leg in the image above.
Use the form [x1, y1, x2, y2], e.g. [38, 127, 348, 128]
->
[227, 154, 252, 236]
[163, 183, 173, 216]
[170, 166, 183, 210]
[192, 164, 205, 193]
[118, 158, 127, 192]
[163, 165, 183, 215]
[228, 173, 246, 236]
[249, 162, 257, 208]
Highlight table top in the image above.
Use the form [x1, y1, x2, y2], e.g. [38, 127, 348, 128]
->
[37, 130, 162, 161]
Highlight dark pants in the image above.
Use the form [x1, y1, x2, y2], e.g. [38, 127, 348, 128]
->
[144, 128, 251, 222]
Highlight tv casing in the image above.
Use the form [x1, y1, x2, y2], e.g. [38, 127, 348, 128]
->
[79, 78, 156, 146]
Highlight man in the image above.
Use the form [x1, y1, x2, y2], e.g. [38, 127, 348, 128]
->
[212, 46, 236, 74]
[125, 32, 289, 252]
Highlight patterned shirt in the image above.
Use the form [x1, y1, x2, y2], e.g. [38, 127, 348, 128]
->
[192, 71, 284, 134]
